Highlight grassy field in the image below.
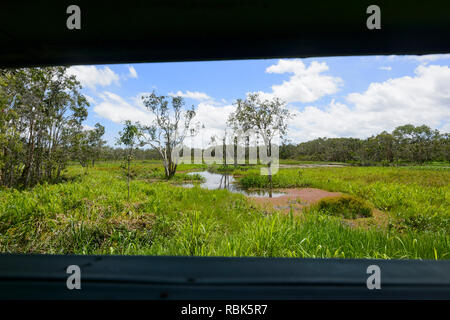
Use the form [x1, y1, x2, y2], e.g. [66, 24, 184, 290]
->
[0, 161, 448, 259]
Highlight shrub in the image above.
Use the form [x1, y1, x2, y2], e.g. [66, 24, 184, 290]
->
[400, 214, 449, 233]
[313, 195, 372, 219]
[238, 171, 310, 189]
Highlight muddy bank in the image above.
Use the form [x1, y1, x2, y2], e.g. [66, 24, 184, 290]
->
[249, 187, 389, 229]
[249, 188, 342, 213]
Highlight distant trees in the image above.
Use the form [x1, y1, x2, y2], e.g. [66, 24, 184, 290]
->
[74, 123, 105, 172]
[391, 124, 442, 164]
[89, 123, 106, 167]
[100, 146, 161, 161]
[281, 124, 449, 165]
[138, 91, 196, 179]
[0, 67, 89, 188]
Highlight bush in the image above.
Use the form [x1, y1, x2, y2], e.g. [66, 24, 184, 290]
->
[313, 195, 372, 219]
[238, 171, 310, 189]
[400, 214, 449, 233]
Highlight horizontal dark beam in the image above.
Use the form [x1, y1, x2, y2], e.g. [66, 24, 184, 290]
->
[0, 0, 449, 67]
[0, 254, 449, 299]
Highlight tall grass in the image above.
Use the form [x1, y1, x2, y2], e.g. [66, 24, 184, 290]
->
[0, 161, 448, 259]
[238, 167, 449, 233]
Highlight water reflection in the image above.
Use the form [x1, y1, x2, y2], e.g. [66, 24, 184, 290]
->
[183, 171, 285, 198]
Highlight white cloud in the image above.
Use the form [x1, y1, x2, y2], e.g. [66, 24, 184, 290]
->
[288, 64, 450, 142]
[92, 91, 232, 144]
[68, 66, 120, 90]
[84, 94, 97, 104]
[168, 90, 213, 102]
[386, 54, 450, 64]
[127, 66, 138, 79]
[93, 91, 235, 148]
[257, 59, 343, 103]
[85, 58, 450, 147]
[195, 102, 235, 131]
[82, 124, 95, 131]
[185, 102, 236, 148]
[93, 91, 155, 125]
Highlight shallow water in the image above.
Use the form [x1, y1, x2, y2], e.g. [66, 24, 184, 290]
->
[182, 171, 285, 198]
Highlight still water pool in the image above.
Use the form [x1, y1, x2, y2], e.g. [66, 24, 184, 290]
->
[182, 171, 285, 198]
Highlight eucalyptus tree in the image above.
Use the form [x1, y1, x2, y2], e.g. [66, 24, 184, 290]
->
[138, 91, 196, 179]
[89, 123, 106, 166]
[393, 124, 437, 164]
[228, 93, 290, 194]
[74, 122, 105, 172]
[0, 66, 88, 187]
[117, 120, 140, 201]
[0, 70, 23, 187]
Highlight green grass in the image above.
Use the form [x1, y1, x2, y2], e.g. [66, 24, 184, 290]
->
[312, 195, 373, 219]
[238, 166, 450, 233]
[279, 159, 347, 165]
[0, 161, 448, 259]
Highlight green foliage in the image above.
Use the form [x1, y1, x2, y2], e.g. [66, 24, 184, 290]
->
[0, 161, 448, 259]
[312, 195, 372, 219]
[0, 67, 89, 188]
[138, 91, 197, 179]
[239, 170, 311, 188]
[117, 121, 141, 201]
[238, 166, 449, 233]
[281, 124, 449, 165]
[75, 122, 105, 169]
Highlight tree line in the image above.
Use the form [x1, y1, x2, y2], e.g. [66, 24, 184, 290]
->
[99, 123, 450, 167]
[280, 124, 449, 165]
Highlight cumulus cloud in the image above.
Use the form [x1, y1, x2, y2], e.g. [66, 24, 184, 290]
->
[93, 91, 155, 125]
[181, 102, 235, 148]
[85, 58, 450, 147]
[168, 90, 213, 102]
[195, 103, 234, 130]
[67, 66, 120, 90]
[288, 64, 450, 142]
[91, 91, 233, 147]
[256, 59, 343, 103]
[386, 54, 450, 64]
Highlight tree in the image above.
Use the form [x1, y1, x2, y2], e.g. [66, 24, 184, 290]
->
[0, 67, 88, 188]
[393, 124, 436, 164]
[278, 124, 448, 166]
[0, 70, 23, 187]
[207, 128, 232, 168]
[228, 93, 290, 195]
[117, 121, 140, 201]
[89, 123, 105, 167]
[74, 123, 105, 172]
[138, 91, 196, 179]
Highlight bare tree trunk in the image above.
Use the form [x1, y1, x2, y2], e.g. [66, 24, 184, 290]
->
[268, 143, 273, 198]
[268, 162, 273, 198]
[22, 120, 35, 187]
[127, 148, 131, 201]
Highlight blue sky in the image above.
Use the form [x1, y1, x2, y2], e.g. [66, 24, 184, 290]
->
[67, 54, 450, 146]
